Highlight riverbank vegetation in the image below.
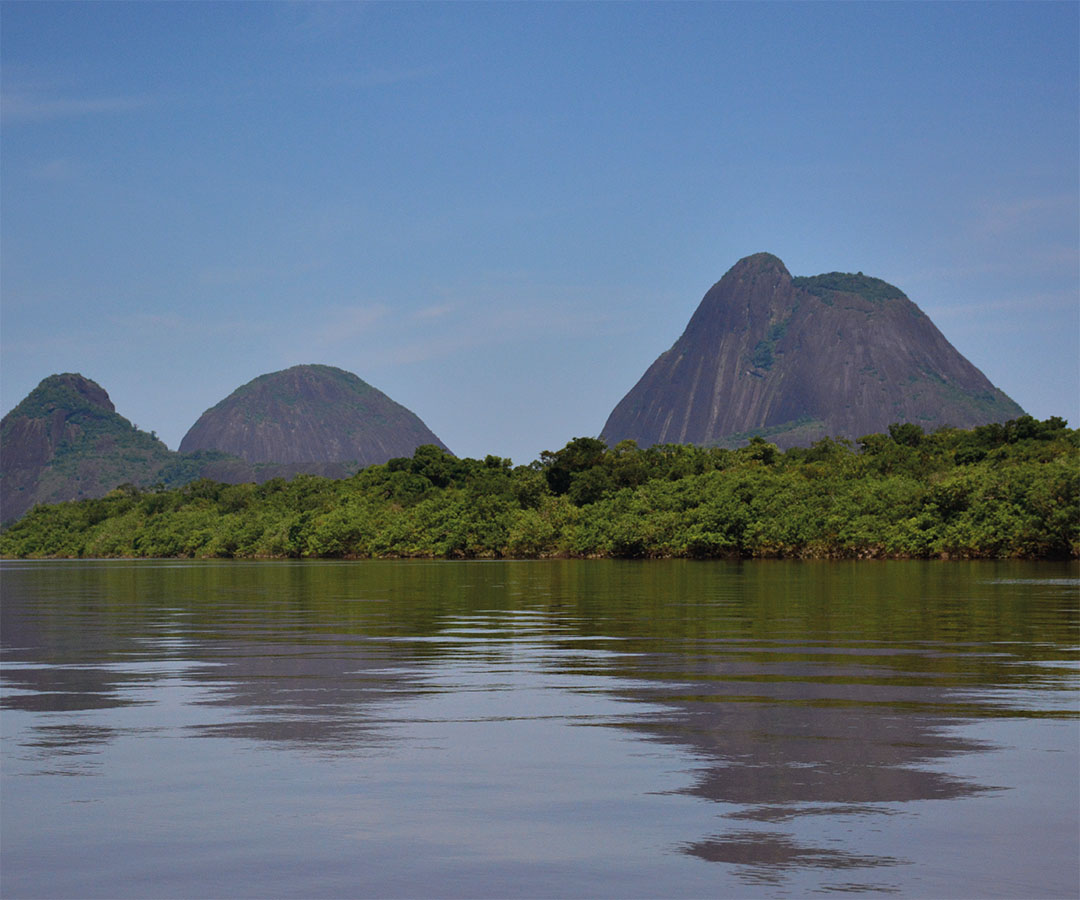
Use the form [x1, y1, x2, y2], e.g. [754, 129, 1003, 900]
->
[2, 417, 1076, 560]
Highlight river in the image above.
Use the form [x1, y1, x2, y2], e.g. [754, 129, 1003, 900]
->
[1, 559, 1077, 898]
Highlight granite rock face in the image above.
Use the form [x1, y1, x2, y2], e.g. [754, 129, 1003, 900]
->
[180, 364, 449, 465]
[601, 253, 1024, 449]
[1, 365, 445, 524]
[1, 373, 175, 522]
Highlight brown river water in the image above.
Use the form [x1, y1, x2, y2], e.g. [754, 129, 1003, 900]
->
[1, 559, 1077, 898]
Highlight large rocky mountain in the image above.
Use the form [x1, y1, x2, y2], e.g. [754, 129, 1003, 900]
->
[180, 364, 449, 465]
[601, 253, 1024, 449]
[2, 366, 448, 524]
[0, 374, 179, 522]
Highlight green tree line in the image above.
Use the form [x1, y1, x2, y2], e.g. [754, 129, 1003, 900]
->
[2, 416, 1076, 560]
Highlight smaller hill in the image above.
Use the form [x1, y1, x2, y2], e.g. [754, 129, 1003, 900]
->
[1, 374, 176, 523]
[0, 372, 386, 525]
[179, 365, 449, 465]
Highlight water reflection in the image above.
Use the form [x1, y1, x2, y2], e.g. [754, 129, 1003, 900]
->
[601, 648, 997, 882]
[686, 830, 905, 885]
[185, 639, 415, 751]
[1, 559, 1077, 898]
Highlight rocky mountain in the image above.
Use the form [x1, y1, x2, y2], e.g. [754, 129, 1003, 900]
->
[0, 373, 180, 522]
[179, 364, 449, 465]
[1, 365, 442, 524]
[602, 253, 1024, 449]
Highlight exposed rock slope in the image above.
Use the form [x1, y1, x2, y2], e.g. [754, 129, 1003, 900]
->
[0, 374, 177, 522]
[601, 253, 1024, 449]
[180, 364, 448, 465]
[0, 371, 383, 524]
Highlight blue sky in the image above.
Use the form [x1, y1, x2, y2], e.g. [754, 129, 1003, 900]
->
[3, 2, 1077, 464]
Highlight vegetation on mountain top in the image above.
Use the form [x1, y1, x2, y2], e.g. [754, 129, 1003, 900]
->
[793, 271, 908, 304]
[2, 416, 1075, 561]
[1, 374, 180, 521]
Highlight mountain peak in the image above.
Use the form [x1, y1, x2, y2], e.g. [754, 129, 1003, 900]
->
[1, 374, 174, 523]
[7, 373, 116, 420]
[180, 364, 448, 464]
[732, 252, 790, 276]
[601, 256, 1024, 449]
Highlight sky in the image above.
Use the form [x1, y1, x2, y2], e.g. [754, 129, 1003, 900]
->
[2, 2, 1077, 465]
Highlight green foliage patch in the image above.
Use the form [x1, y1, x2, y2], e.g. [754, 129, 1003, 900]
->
[3, 417, 1076, 561]
[794, 272, 908, 305]
[748, 315, 793, 371]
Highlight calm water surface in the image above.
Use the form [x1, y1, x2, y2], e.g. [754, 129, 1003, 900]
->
[1, 559, 1077, 898]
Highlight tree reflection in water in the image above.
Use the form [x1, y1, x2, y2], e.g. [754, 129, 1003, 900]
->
[2, 559, 1076, 896]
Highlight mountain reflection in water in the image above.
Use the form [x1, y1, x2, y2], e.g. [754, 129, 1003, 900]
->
[1, 559, 1077, 898]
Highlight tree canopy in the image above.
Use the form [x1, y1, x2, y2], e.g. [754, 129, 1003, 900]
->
[2, 417, 1076, 561]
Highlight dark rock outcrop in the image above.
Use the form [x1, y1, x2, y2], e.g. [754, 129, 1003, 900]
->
[1, 365, 447, 524]
[1, 374, 176, 522]
[180, 364, 449, 465]
[601, 253, 1024, 449]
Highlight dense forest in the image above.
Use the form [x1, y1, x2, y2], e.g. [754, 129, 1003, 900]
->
[2, 416, 1076, 560]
